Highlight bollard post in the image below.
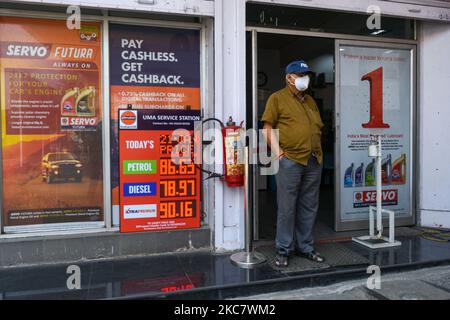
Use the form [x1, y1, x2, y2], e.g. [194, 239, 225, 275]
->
[230, 146, 266, 268]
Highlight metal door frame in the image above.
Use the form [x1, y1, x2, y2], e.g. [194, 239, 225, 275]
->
[247, 26, 418, 237]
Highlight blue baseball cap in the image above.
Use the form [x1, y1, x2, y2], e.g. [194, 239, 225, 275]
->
[285, 60, 311, 75]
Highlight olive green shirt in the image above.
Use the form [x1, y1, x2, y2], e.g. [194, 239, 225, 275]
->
[261, 86, 324, 166]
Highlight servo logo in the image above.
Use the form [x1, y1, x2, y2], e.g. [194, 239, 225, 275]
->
[354, 192, 363, 202]
[119, 110, 138, 129]
[353, 190, 398, 208]
[1, 42, 51, 59]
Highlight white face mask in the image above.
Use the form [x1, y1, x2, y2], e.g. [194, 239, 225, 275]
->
[293, 75, 310, 91]
[287, 74, 310, 91]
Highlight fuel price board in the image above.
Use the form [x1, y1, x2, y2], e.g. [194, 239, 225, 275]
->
[118, 109, 201, 233]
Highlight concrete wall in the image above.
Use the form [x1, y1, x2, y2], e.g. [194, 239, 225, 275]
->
[418, 21, 450, 228]
[213, 0, 246, 251]
[0, 228, 211, 268]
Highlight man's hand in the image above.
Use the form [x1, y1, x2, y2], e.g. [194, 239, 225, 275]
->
[262, 122, 284, 161]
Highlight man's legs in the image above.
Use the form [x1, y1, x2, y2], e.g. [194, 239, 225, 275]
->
[275, 157, 303, 256]
[295, 156, 323, 254]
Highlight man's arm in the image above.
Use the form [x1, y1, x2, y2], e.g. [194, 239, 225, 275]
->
[262, 122, 284, 159]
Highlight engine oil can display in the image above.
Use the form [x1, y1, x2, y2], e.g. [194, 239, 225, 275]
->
[355, 163, 364, 187]
[76, 86, 96, 116]
[61, 87, 79, 116]
[391, 153, 407, 185]
[365, 158, 376, 187]
[381, 154, 392, 185]
[344, 163, 354, 188]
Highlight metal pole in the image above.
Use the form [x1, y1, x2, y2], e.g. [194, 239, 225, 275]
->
[245, 146, 252, 253]
[251, 29, 260, 241]
[376, 135, 383, 237]
[102, 12, 112, 230]
[230, 146, 266, 269]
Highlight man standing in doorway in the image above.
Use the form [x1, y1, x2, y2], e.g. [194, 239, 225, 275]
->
[262, 60, 325, 267]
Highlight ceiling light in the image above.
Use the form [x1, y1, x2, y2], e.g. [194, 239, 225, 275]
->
[371, 29, 386, 35]
[137, 0, 156, 4]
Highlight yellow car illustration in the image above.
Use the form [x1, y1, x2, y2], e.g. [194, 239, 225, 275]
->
[41, 152, 83, 184]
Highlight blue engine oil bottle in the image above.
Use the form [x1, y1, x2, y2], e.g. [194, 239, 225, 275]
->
[344, 163, 354, 188]
[355, 163, 364, 187]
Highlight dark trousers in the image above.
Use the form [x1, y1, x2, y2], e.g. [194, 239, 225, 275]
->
[275, 155, 322, 255]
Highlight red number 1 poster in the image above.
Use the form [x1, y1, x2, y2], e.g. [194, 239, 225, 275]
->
[338, 45, 412, 224]
[118, 109, 201, 233]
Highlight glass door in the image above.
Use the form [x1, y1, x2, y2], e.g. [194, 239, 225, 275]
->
[335, 40, 416, 231]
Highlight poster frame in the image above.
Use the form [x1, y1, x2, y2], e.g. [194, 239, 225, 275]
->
[334, 39, 417, 232]
[0, 15, 106, 233]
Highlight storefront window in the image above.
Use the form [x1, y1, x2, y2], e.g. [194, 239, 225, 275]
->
[0, 17, 104, 232]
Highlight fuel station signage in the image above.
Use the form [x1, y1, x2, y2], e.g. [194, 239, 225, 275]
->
[109, 23, 201, 224]
[119, 109, 201, 233]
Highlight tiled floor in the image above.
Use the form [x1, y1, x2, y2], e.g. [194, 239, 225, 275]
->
[0, 234, 449, 300]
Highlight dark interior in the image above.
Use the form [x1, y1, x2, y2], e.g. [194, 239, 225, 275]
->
[247, 33, 336, 240]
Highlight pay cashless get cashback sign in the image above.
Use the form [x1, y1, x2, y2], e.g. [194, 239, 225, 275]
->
[118, 109, 201, 233]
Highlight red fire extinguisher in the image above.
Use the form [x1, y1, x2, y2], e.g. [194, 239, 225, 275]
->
[221, 116, 245, 187]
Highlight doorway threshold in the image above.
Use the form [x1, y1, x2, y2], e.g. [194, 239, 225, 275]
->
[0, 232, 449, 300]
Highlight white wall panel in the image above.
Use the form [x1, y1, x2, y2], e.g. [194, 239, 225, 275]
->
[418, 21, 450, 228]
[213, 0, 247, 251]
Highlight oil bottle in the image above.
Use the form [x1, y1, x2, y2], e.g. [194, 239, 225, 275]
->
[61, 87, 79, 116]
[365, 159, 376, 187]
[355, 163, 364, 187]
[344, 163, 354, 188]
[381, 154, 392, 186]
[76, 86, 96, 116]
[391, 154, 406, 185]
